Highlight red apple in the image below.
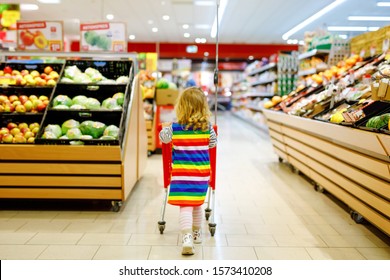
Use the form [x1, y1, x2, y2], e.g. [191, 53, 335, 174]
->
[11, 70, 21, 76]
[31, 126, 40, 134]
[44, 66, 53, 75]
[15, 104, 26, 113]
[20, 69, 29, 76]
[32, 99, 43, 109]
[29, 122, 40, 130]
[24, 100, 33, 112]
[10, 127, 21, 136]
[23, 131, 34, 139]
[18, 123, 28, 130]
[0, 104, 4, 112]
[49, 71, 59, 80]
[30, 70, 40, 78]
[19, 95, 29, 104]
[12, 100, 22, 107]
[7, 123, 17, 130]
[40, 73, 48, 80]
[0, 127, 9, 135]
[0, 95, 8, 102]
[47, 79, 56, 86]
[37, 103, 46, 112]
[4, 104, 15, 112]
[14, 134, 27, 143]
[29, 95, 38, 101]
[39, 95, 48, 101]
[9, 95, 18, 103]
[2, 133, 13, 143]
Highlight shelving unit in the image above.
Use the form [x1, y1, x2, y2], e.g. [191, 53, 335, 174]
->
[263, 109, 390, 236]
[0, 52, 147, 211]
[231, 60, 278, 129]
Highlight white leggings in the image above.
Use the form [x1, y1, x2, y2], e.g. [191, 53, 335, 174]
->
[179, 206, 202, 232]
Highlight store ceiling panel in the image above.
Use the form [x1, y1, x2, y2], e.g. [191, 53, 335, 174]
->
[13, 0, 390, 44]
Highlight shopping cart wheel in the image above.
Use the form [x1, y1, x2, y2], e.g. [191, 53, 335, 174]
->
[314, 184, 325, 193]
[278, 157, 283, 163]
[111, 201, 122, 212]
[205, 208, 211, 220]
[350, 210, 365, 224]
[209, 223, 216, 236]
[158, 221, 166, 234]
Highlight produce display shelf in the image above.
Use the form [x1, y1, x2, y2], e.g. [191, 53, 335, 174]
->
[0, 68, 147, 212]
[263, 109, 390, 236]
[298, 49, 330, 60]
[249, 77, 276, 87]
[247, 63, 277, 77]
[244, 92, 274, 98]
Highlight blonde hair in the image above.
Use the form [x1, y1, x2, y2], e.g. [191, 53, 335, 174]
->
[175, 87, 211, 131]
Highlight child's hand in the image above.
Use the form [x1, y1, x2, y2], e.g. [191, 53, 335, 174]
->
[162, 122, 172, 128]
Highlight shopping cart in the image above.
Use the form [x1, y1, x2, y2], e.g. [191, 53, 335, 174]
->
[157, 124, 217, 236]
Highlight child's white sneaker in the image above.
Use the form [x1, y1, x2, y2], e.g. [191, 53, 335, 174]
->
[192, 229, 202, 244]
[181, 233, 194, 255]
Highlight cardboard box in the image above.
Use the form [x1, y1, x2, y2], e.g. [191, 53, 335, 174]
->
[155, 89, 179, 105]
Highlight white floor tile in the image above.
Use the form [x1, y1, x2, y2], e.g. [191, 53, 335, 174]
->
[93, 245, 151, 260]
[37, 245, 99, 260]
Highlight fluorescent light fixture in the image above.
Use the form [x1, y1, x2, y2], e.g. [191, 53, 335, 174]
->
[20, 4, 39, 11]
[328, 26, 379, 31]
[182, 24, 189, 29]
[129, 35, 136, 40]
[299, 40, 305, 45]
[348, 16, 390, 21]
[184, 32, 190, 38]
[195, 24, 211, 29]
[195, 37, 207, 43]
[211, 0, 228, 38]
[194, 0, 214, 6]
[204, 52, 209, 57]
[106, 14, 114, 20]
[162, 15, 170, 21]
[338, 34, 348, 39]
[377, 2, 390, 6]
[37, 0, 61, 3]
[152, 27, 158, 32]
[282, 0, 345, 40]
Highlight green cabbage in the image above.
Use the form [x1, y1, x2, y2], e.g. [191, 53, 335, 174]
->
[103, 125, 119, 139]
[44, 124, 62, 138]
[66, 128, 83, 139]
[85, 98, 101, 110]
[53, 95, 72, 107]
[61, 119, 80, 135]
[72, 95, 88, 106]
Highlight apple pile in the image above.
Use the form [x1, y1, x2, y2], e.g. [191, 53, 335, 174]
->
[0, 65, 59, 87]
[0, 94, 49, 113]
[0, 122, 40, 144]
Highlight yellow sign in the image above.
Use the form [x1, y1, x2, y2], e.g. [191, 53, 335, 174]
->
[146, 53, 158, 72]
[1, 10, 20, 28]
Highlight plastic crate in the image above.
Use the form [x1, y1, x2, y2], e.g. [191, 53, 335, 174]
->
[63, 60, 133, 81]
[35, 110, 125, 146]
[48, 83, 130, 111]
[355, 106, 390, 133]
[0, 113, 44, 144]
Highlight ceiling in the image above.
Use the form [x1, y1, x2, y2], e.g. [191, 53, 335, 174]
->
[8, 0, 390, 44]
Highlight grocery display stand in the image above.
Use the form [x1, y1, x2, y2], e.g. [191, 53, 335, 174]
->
[263, 109, 390, 236]
[0, 52, 147, 211]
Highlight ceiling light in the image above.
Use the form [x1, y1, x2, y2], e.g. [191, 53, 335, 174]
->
[338, 34, 348, 39]
[201, 38, 207, 43]
[377, 2, 390, 6]
[282, 0, 345, 40]
[195, 38, 201, 43]
[162, 15, 170, 21]
[184, 33, 190, 38]
[204, 52, 209, 57]
[327, 26, 379, 31]
[248, 55, 254, 60]
[20, 4, 39, 11]
[129, 35, 136, 40]
[348, 16, 390, 21]
[211, 0, 228, 38]
[194, 0, 214, 6]
[37, 0, 61, 3]
[152, 27, 158, 32]
[195, 24, 211, 29]
[106, 14, 114, 20]
[182, 24, 189, 29]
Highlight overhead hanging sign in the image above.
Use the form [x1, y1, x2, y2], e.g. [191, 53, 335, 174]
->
[80, 22, 127, 52]
[16, 21, 64, 51]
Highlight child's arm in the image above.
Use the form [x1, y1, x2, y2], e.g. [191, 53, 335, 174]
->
[209, 126, 217, 148]
[159, 123, 173, 144]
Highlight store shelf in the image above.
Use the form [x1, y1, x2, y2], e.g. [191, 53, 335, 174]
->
[249, 77, 276, 87]
[246, 105, 263, 112]
[298, 49, 330, 60]
[247, 63, 276, 76]
[244, 92, 274, 98]
[298, 68, 317, 77]
[263, 109, 390, 236]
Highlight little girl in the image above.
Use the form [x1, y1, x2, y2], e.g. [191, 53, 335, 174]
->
[159, 87, 217, 255]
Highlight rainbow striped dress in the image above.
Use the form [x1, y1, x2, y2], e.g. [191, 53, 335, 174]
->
[168, 123, 211, 207]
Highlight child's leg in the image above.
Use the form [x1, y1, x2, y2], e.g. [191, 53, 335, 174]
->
[192, 206, 202, 230]
[179, 206, 193, 234]
[179, 206, 195, 255]
[192, 206, 203, 244]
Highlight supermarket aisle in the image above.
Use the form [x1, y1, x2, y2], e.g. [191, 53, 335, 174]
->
[0, 112, 389, 260]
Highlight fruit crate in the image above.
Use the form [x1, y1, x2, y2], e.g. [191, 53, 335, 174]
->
[35, 110, 125, 146]
[0, 62, 64, 86]
[354, 105, 390, 133]
[63, 59, 133, 81]
[0, 113, 43, 144]
[342, 100, 390, 128]
[48, 82, 131, 112]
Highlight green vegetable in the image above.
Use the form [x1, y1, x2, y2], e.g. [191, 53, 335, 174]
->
[112, 92, 124, 106]
[44, 124, 62, 138]
[53, 95, 72, 107]
[85, 98, 101, 110]
[103, 125, 119, 139]
[72, 95, 88, 106]
[156, 78, 169, 89]
[366, 113, 390, 129]
[66, 128, 83, 139]
[61, 119, 80, 135]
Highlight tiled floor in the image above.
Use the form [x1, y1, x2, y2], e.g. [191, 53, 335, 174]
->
[0, 112, 389, 260]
